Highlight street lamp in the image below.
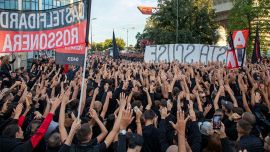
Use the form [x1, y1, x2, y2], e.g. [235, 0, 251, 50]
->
[122, 27, 135, 49]
[176, 0, 179, 43]
[91, 18, 97, 48]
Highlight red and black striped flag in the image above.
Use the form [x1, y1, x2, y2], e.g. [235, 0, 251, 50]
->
[226, 32, 239, 69]
[251, 25, 261, 64]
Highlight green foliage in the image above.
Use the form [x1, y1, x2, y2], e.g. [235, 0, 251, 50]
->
[137, 0, 218, 45]
[228, 0, 270, 55]
[91, 38, 126, 51]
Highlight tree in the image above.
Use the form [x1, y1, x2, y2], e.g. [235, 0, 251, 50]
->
[103, 38, 126, 50]
[138, 0, 218, 45]
[228, 0, 270, 55]
[91, 38, 126, 51]
[91, 42, 104, 51]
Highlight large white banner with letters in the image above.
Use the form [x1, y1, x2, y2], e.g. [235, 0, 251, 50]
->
[144, 44, 228, 64]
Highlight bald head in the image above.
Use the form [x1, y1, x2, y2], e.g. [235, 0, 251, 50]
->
[166, 145, 178, 152]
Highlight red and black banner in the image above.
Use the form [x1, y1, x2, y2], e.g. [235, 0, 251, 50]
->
[252, 25, 261, 64]
[0, 0, 91, 66]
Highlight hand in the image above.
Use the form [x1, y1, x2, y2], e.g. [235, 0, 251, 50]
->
[143, 87, 149, 93]
[70, 118, 81, 133]
[106, 91, 112, 99]
[34, 111, 43, 119]
[120, 107, 134, 130]
[160, 107, 169, 119]
[219, 85, 224, 93]
[186, 93, 191, 101]
[149, 84, 155, 93]
[224, 85, 231, 92]
[1, 101, 10, 114]
[134, 107, 142, 121]
[89, 108, 99, 120]
[93, 88, 99, 96]
[254, 92, 261, 103]
[188, 102, 196, 121]
[204, 104, 212, 114]
[216, 123, 226, 138]
[14, 103, 23, 119]
[192, 90, 199, 97]
[50, 97, 62, 113]
[170, 110, 189, 135]
[229, 113, 241, 120]
[117, 93, 127, 108]
[167, 100, 173, 111]
[15, 81, 22, 86]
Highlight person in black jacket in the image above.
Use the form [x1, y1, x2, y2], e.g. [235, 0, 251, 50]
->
[0, 56, 16, 79]
[141, 110, 161, 152]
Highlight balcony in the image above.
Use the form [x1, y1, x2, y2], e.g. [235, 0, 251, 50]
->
[214, 0, 233, 13]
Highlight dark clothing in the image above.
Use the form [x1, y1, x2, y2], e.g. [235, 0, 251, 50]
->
[66, 142, 107, 152]
[186, 121, 201, 152]
[158, 119, 170, 152]
[0, 137, 33, 152]
[0, 63, 11, 78]
[117, 134, 126, 152]
[220, 137, 236, 152]
[224, 118, 238, 141]
[0, 113, 53, 152]
[141, 124, 161, 152]
[239, 135, 264, 152]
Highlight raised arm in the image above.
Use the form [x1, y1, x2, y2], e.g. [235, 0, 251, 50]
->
[90, 88, 99, 110]
[143, 87, 152, 110]
[58, 119, 81, 152]
[170, 110, 189, 152]
[224, 85, 238, 107]
[100, 91, 112, 119]
[59, 89, 71, 143]
[89, 109, 108, 143]
[104, 93, 127, 148]
[214, 86, 223, 110]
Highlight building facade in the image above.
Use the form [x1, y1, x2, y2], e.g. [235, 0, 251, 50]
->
[0, 0, 80, 69]
[213, 0, 270, 54]
[213, 0, 233, 27]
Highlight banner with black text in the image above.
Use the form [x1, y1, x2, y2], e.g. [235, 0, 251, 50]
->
[144, 44, 228, 64]
[0, 1, 87, 53]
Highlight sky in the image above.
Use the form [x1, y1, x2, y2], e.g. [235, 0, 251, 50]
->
[91, 0, 157, 46]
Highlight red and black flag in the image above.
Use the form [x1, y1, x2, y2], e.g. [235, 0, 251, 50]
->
[0, 0, 91, 66]
[251, 25, 261, 64]
[55, 0, 92, 66]
[226, 32, 239, 69]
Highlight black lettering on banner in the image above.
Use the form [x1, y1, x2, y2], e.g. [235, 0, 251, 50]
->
[167, 44, 170, 62]
[172, 44, 176, 61]
[184, 44, 195, 63]
[200, 45, 210, 64]
[158, 45, 167, 62]
[149, 45, 158, 62]
[211, 46, 218, 61]
[217, 46, 227, 62]
[175, 44, 184, 62]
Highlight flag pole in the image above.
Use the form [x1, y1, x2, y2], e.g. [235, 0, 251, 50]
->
[241, 48, 246, 67]
[77, 0, 92, 118]
[77, 46, 88, 118]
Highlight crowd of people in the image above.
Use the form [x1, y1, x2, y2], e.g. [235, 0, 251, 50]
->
[0, 55, 270, 152]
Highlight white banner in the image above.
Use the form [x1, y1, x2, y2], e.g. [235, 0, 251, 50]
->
[144, 44, 228, 64]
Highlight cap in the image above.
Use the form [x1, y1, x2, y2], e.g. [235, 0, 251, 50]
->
[221, 100, 233, 111]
